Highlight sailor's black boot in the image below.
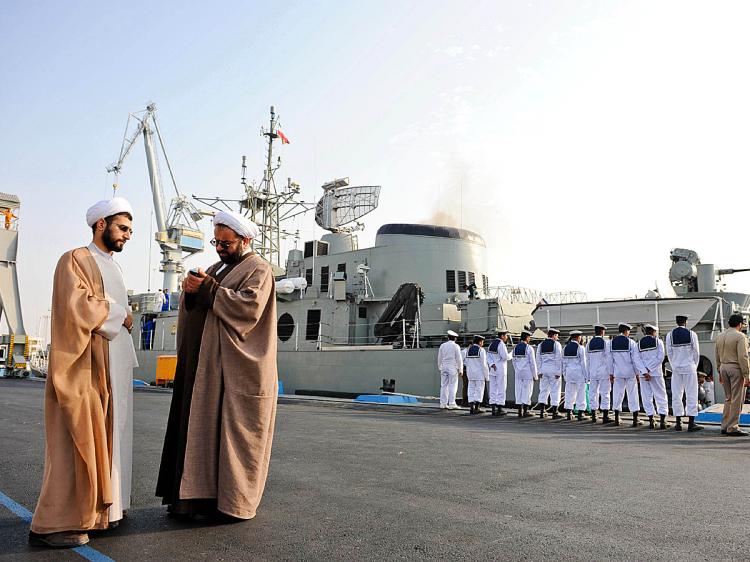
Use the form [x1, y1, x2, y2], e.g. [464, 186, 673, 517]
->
[497, 406, 507, 416]
[577, 410, 584, 421]
[552, 406, 562, 420]
[475, 402, 484, 414]
[590, 410, 598, 423]
[687, 416, 704, 432]
[566, 408, 572, 421]
[602, 410, 611, 424]
[632, 412, 642, 427]
[491, 404, 497, 416]
[674, 416, 683, 431]
[648, 415, 655, 429]
[470, 403, 477, 415]
[517, 405, 523, 418]
[613, 411, 621, 426]
[539, 405, 546, 419]
[659, 414, 670, 429]
[523, 404, 533, 417]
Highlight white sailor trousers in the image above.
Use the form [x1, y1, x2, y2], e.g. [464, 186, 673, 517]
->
[640, 375, 668, 416]
[467, 379, 485, 403]
[612, 377, 639, 412]
[440, 370, 459, 406]
[515, 378, 533, 405]
[564, 381, 587, 411]
[537, 374, 562, 406]
[489, 373, 507, 405]
[589, 377, 611, 410]
[671, 371, 698, 417]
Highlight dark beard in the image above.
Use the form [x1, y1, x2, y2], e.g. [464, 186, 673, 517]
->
[218, 247, 243, 264]
[102, 225, 123, 252]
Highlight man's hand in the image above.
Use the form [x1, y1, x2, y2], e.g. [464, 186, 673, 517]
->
[555, 375, 560, 379]
[744, 378, 750, 388]
[491, 364, 496, 371]
[183, 268, 207, 293]
[643, 372, 652, 381]
[609, 375, 615, 383]
[123, 313, 133, 333]
[719, 375, 724, 385]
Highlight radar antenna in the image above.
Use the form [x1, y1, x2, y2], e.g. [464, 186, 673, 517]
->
[314, 177, 381, 233]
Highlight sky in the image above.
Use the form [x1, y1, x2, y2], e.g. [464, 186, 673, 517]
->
[3, 0, 750, 340]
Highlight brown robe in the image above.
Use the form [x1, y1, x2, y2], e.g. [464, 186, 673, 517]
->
[31, 248, 113, 534]
[159, 253, 277, 519]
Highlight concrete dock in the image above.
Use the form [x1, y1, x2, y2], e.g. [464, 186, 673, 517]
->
[0, 378, 748, 561]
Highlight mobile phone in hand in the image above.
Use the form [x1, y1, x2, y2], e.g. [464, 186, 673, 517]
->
[189, 268, 201, 277]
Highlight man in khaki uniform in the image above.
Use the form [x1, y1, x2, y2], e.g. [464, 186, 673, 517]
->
[715, 313, 750, 436]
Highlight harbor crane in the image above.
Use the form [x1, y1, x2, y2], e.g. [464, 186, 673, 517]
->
[107, 104, 204, 292]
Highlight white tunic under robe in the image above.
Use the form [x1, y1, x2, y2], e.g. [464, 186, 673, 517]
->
[89, 243, 139, 522]
[638, 336, 669, 416]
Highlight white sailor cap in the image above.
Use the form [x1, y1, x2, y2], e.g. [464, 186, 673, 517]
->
[594, 324, 607, 331]
[497, 329, 509, 336]
[446, 330, 458, 337]
[473, 334, 485, 340]
[547, 328, 560, 335]
[520, 330, 532, 338]
[618, 322, 632, 332]
[570, 330, 583, 336]
[644, 324, 658, 332]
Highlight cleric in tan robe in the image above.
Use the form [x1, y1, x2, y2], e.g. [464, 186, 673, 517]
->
[156, 210, 277, 521]
[29, 198, 134, 549]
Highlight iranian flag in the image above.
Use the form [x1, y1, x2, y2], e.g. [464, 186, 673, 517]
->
[277, 129, 290, 144]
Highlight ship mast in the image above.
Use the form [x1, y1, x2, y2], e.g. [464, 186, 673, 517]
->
[195, 106, 313, 272]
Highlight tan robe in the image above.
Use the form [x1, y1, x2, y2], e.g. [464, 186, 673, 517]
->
[180, 253, 278, 519]
[31, 248, 113, 534]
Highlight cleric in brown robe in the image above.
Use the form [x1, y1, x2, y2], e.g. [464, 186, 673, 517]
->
[156, 210, 277, 520]
[29, 198, 134, 548]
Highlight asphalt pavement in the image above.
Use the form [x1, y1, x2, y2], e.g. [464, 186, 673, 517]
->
[0, 378, 748, 561]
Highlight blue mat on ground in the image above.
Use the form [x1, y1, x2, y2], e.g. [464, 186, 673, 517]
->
[355, 394, 420, 404]
[695, 404, 750, 425]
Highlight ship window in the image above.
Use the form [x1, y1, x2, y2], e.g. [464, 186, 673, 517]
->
[305, 268, 313, 286]
[320, 266, 330, 293]
[482, 274, 489, 295]
[277, 313, 295, 342]
[304, 241, 314, 258]
[306, 310, 321, 341]
[359, 306, 367, 319]
[468, 272, 476, 286]
[337, 263, 346, 273]
[458, 271, 467, 291]
[446, 270, 456, 292]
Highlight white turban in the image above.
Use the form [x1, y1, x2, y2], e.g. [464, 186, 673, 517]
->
[213, 210, 259, 239]
[86, 197, 134, 227]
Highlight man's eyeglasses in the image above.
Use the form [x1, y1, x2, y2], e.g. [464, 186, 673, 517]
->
[210, 238, 240, 249]
[115, 224, 133, 235]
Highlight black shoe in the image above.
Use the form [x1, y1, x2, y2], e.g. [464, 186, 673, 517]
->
[674, 417, 683, 431]
[475, 402, 484, 413]
[613, 411, 621, 426]
[517, 406, 523, 418]
[721, 429, 728, 435]
[602, 411, 612, 424]
[659, 414, 670, 430]
[29, 531, 89, 548]
[648, 415, 655, 429]
[469, 403, 476, 415]
[591, 411, 598, 423]
[726, 429, 749, 436]
[491, 405, 497, 416]
[522, 405, 533, 418]
[551, 406, 562, 420]
[496, 406, 507, 417]
[539, 407, 546, 419]
[566, 409, 572, 421]
[632, 412, 643, 427]
[687, 416, 703, 432]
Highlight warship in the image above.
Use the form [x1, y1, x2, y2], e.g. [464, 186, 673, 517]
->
[118, 105, 750, 406]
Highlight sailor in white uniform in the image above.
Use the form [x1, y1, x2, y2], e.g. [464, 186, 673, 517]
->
[610, 323, 647, 427]
[463, 335, 490, 415]
[666, 314, 704, 432]
[487, 330, 512, 417]
[536, 328, 563, 419]
[437, 330, 463, 410]
[586, 324, 613, 424]
[512, 330, 538, 418]
[562, 330, 589, 421]
[638, 324, 671, 430]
